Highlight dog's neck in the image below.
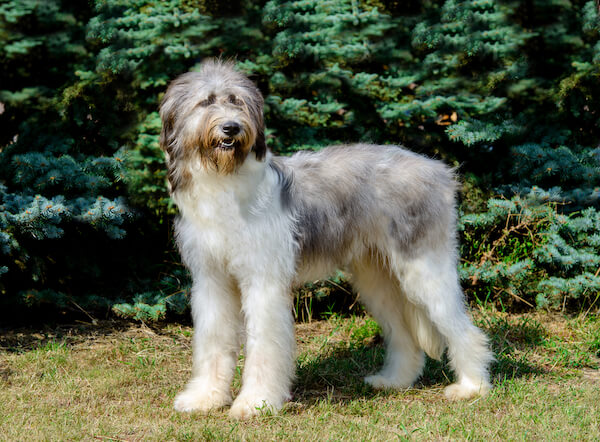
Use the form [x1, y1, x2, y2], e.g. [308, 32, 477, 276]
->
[172, 151, 279, 222]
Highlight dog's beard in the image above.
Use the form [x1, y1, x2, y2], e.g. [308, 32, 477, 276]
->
[183, 113, 256, 175]
[207, 136, 247, 174]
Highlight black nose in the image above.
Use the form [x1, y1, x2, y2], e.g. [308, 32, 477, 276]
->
[221, 121, 241, 136]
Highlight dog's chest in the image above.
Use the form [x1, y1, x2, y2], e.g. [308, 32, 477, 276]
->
[174, 167, 294, 269]
[178, 182, 258, 248]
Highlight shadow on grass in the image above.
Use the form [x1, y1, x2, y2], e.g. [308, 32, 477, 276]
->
[482, 314, 547, 380]
[293, 315, 546, 405]
[293, 340, 384, 404]
[0, 319, 177, 354]
[2, 312, 548, 406]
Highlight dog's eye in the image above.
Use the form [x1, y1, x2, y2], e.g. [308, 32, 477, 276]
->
[228, 95, 241, 106]
[199, 94, 216, 107]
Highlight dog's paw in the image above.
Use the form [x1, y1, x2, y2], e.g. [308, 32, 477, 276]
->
[364, 373, 412, 390]
[173, 389, 231, 413]
[229, 395, 278, 420]
[444, 379, 491, 400]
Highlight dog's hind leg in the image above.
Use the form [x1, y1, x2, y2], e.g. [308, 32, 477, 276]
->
[352, 258, 425, 390]
[392, 250, 494, 399]
[173, 268, 242, 413]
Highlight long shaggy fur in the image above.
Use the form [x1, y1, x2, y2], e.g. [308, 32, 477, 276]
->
[160, 59, 494, 420]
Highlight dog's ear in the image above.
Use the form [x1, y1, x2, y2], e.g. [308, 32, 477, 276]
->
[159, 116, 172, 154]
[159, 104, 173, 160]
[159, 92, 172, 151]
[160, 119, 179, 192]
[253, 128, 267, 161]
[158, 98, 181, 191]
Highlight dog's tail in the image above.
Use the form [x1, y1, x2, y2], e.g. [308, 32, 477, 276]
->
[402, 300, 446, 360]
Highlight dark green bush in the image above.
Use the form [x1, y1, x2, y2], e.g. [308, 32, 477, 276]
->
[460, 192, 600, 311]
[1, 0, 598, 321]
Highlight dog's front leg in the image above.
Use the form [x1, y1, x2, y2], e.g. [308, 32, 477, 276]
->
[174, 271, 242, 413]
[229, 280, 296, 419]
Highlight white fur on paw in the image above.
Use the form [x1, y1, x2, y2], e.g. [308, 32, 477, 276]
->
[229, 395, 277, 420]
[364, 373, 412, 390]
[444, 380, 491, 400]
[173, 389, 231, 413]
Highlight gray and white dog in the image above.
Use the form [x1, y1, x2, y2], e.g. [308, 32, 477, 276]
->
[159, 59, 493, 419]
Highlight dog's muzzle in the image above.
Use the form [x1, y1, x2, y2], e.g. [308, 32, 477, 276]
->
[217, 138, 236, 150]
[217, 121, 242, 150]
[222, 121, 241, 136]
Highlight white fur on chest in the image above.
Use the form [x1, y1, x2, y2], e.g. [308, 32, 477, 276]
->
[173, 155, 297, 282]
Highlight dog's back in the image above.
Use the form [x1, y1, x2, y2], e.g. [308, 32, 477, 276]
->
[273, 143, 457, 273]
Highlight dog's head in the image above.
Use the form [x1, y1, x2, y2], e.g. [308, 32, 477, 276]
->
[159, 59, 266, 190]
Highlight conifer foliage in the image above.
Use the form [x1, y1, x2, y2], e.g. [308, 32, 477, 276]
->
[1, 0, 599, 320]
[460, 193, 600, 310]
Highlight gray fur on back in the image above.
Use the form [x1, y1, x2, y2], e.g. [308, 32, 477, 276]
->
[269, 143, 458, 264]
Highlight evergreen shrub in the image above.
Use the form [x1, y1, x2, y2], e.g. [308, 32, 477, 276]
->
[1, 0, 599, 321]
[460, 192, 600, 311]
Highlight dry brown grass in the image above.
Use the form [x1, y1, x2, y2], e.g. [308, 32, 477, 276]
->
[1, 311, 599, 441]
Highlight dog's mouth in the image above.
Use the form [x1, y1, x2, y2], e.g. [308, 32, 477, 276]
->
[215, 138, 237, 150]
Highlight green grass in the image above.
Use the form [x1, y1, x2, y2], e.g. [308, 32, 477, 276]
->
[1, 311, 599, 440]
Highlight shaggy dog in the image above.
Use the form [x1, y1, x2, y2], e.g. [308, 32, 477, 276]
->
[159, 59, 493, 419]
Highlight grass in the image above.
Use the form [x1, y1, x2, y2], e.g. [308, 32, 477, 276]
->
[1, 310, 599, 441]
